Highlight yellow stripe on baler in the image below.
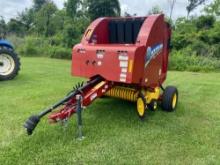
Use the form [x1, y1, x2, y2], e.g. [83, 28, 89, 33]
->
[93, 81, 106, 90]
[128, 60, 133, 73]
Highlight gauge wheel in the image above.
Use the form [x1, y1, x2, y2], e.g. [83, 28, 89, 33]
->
[148, 99, 158, 111]
[161, 86, 178, 112]
[136, 93, 147, 120]
[0, 47, 20, 81]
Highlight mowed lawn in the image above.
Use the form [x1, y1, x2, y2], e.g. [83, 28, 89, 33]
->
[0, 57, 220, 164]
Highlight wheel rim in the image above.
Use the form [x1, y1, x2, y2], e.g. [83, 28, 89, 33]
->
[172, 93, 177, 109]
[0, 54, 15, 76]
[153, 101, 157, 110]
[137, 98, 145, 116]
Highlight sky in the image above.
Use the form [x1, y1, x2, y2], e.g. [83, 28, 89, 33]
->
[0, 0, 213, 22]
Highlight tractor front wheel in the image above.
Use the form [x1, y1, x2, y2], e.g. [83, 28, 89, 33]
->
[161, 86, 178, 112]
[0, 47, 20, 81]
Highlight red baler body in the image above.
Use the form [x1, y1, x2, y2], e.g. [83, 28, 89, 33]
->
[72, 14, 171, 87]
[24, 15, 178, 136]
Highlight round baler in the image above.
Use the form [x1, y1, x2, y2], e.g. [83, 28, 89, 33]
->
[24, 14, 178, 137]
[0, 39, 20, 81]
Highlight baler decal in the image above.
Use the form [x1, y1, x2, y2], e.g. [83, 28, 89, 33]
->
[118, 55, 129, 82]
[121, 68, 127, 73]
[119, 55, 129, 61]
[145, 43, 163, 67]
[120, 61, 128, 68]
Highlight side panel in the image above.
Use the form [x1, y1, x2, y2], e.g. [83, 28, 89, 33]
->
[81, 18, 109, 45]
[137, 15, 169, 87]
[72, 44, 142, 84]
[131, 46, 146, 83]
[160, 23, 171, 84]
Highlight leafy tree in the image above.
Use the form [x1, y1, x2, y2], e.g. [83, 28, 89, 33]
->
[196, 15, 216, 29]
[7, 19, 26, 36]
[186, 0, 207, 19]
[204, 0, 220, 16]
[35, 2, 57, 36]
[18, 8, 35, 32]
[65, 0, 81, 19]
[33, 0, 49, 12]
[172, 18, 197, 50]
[52, 10, 66, 32]
[63, 17, 89, 47]
[88, 0, 121, 20]
[148, 5, 163, 15]
[0, 16, 7, 38]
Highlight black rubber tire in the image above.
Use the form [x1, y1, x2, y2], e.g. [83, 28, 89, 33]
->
[148, 99, 158, 111]
[161, 86, 178, 112]
[0, 47, 20, 81]
[136, 92, 147, 120]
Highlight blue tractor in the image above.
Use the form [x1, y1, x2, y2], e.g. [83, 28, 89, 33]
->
[0, 39, 20, 80]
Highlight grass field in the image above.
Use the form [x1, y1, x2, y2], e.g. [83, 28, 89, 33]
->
[0, 57, 220, 164]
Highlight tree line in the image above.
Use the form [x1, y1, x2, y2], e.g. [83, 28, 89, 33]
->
[0, 0, 120, 46]
[0, 0, 219, 71]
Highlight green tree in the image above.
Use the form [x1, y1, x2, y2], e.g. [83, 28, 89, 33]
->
[63, 17, 89, 47]
[186, 0, 207, 19]
[148, 5, 163, 15]
[18, 8, 35, 32]
[7, 19, 26, 36]
[88, 0, 121, 20]
[33, 0, 48, 12]
[35, 2, 57, 36]
[0, 17, 7, 38]
[52, 10, 66, 32]
[65, 0, 81, 19]
[204, 0, 220, 16]
[196, 15, 216, 29]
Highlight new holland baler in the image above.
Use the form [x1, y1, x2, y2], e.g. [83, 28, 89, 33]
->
[24, 14, 178, 137]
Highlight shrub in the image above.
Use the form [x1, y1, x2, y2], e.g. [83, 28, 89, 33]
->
[49, 34, 64, 46]
[190, 40, 210, 57]
[6, 35, 25, 49]
[48, 46, 71, 59]
[18, 36, 50, 56]
[169, 50, 220, 72]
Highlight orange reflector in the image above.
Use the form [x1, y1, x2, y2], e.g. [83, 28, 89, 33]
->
[128, 60, 133, 73]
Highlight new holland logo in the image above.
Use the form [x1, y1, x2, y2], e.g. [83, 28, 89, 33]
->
[145, 43, 163, 67]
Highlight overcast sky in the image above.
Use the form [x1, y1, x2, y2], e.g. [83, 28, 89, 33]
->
[0, 0, 213, 22]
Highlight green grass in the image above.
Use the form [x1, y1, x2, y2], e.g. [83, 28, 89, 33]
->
[0, 57, 220, 164]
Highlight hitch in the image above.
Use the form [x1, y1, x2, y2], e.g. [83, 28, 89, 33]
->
[24, 115, 40, 135]
[24, 77, 112, 135]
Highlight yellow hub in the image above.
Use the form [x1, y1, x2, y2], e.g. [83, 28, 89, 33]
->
[172, 93, 177, 109]
[137, 98, 145, 117]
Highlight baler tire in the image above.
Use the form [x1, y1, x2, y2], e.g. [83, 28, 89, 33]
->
[148, 99, 158, 111]
[0, 47, 20, 81]
[161, 86, 178, 112]
[136, 93, 147, 120]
